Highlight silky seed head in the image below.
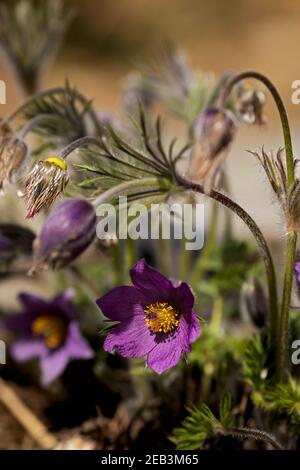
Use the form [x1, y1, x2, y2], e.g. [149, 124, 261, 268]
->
[24, 156, 69, 218]
[0, 138, 28, 190]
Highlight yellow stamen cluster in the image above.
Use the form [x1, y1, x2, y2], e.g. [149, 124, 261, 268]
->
[144, 301, 179, 334]
[32, 315, 65, 349]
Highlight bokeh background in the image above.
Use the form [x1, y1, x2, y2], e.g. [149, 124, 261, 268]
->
[0, 0, 300, 296]
[0, 0, 300, 450]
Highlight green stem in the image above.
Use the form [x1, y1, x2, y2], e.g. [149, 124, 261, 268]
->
[112, 243, 122, 286]
[210, 294, 223, 335]
[277, 231, 297, 381]
[218, 71, 296, 382]
[179, 236, 189, 280]
[190, 201, 218, 286]
[176, 174, 278, 345]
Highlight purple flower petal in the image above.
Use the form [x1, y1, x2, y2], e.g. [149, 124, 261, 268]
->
[189, 311, 201, 343]
[97, 286, 146, 321]
[146, 339, 184, 374]
[130, 259, 175, 301]
[11, 339, 48, 362]
[65, 322, 94, 359]
[104, 316, 156, 358]
[174, 282, 195, 311]
[3, 312, 36, 335]
[40, 348, 70, 387]
[52, 289, 76, 320]
[295, 261, 300, 286]
[18, 292, 49, 312]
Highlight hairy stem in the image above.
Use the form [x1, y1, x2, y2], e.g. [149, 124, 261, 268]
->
[176, 174, 278, 344]
[218, 71, 296, 382]
[277, 231, 297, 381]
[190, 201, 218, 285]
[218, 426, 283, 450]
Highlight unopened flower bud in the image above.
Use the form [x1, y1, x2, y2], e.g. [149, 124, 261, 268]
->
[24, 156, 69, 218]
[243, 277, 268, 328]
[235, 83, 266, 126]
[0, 138, 27, 191]
[31, 198, 97, 272]
[189, 107, 237, 193]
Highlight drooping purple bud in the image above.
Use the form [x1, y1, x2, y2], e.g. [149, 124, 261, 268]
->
[243, 277, 268, 328]
[189, 107, 237, 194]
[31, 198, 97, 272]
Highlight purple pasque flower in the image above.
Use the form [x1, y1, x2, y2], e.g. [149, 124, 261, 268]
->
[32, 198, 97, 272]
[3, 289, 94, 387]
[97, 259, 200, 374]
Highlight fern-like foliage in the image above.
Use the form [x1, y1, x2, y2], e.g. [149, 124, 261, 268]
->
[171, 394, 234, 450]
[264, 378, 300, 424]
[243, 334, 271, 392]
[19, 82, 94, 149]
[75, 108, 189, 202]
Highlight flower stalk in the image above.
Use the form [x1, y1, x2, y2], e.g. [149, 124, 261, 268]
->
[176, 174, 278, 343]
[217, 71, 296, 382]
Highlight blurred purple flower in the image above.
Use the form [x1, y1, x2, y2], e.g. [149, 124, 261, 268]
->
[295, 258, 300, 289]
[32, 198, 97, 272]
[3, 290, 94, 387]
[97, 259, 200, 374]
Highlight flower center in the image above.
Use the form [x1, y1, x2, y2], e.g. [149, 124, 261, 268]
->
[144, 301, 179, 334]
[32, 315, 66, 349]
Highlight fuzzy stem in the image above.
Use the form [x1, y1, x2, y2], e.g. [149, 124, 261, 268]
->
[93, 177, 171, 207]
[176, 174, 278, 344]
[18, 113, 65, 139]
[218, 426, 283, 450]
[59, 136, 100, 160]
[190, 201, 218, 285]
[218, 71, 296, 382]
[277, 231, 297, 381]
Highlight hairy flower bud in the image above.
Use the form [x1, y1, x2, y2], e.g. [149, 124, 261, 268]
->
[24, 156, 69, 218]
[0, 138, 27, 191]
[243, 277, 268, 328]
[188, 107, 237, 194]
[31, 198, 97, 272]
[235, 83, 266, 126]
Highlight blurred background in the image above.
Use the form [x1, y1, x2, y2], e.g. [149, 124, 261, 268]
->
[0, 0, 299, 450]
[0, 0, 299, 235]
[0, 0, 299, 300]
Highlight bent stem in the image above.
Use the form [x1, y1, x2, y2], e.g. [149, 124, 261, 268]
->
[218, 71, 296, 382]
[217, 426, 282, 450]
[5, 87, 102, 136]
[176, 174, 278, 346]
